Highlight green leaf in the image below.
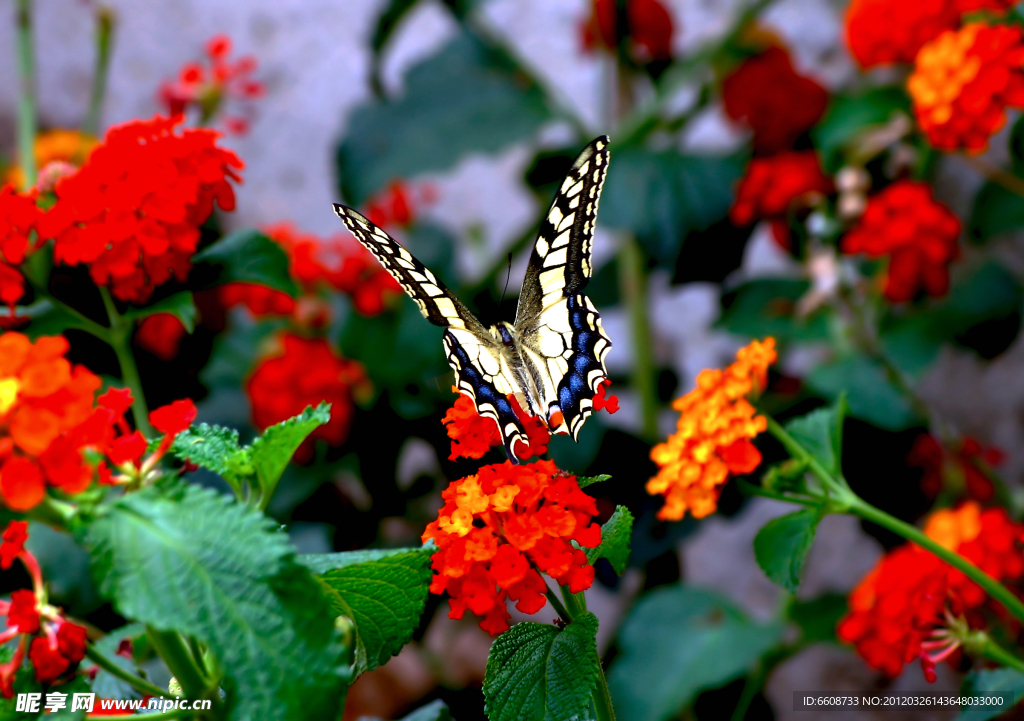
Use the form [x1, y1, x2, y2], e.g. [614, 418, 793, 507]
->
[91, 623, 148, 701]
[300, 546, 433, 676]
[788, 594, 847, 644]
[17, 299, 103, 339]
[717, 279, 829, 343]
[483, 613, 600, 721]
[969, 182, 1024, 243]
[587, 505, 633, 575]
[169, 422, 252, 489]
[608, 586, 783, 721]
[806, 354, 919, 431]
[398, 699, 452, 721]
[753, 509, 821, 592]
[81, 482, 349, 721]
[337, 29, 554, 206]
[783, 396, 846, 476]
[192, 228, 299, 296]
[250, 403, 331, 496]
[959, 668, 1024, 721]
[812, 87, 910, 172]
[599, 148, 742, 265]
[123, 291, 197, 333]
[577, 474, 611, 489]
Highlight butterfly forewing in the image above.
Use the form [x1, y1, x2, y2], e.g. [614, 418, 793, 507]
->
[332, 203, 529, 459]
[514, 136, 613, 439]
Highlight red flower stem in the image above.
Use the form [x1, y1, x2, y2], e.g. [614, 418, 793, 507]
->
[15, 0, 37, 190]
[100, 287, 153, 437]
[84, 642, 168, 698]
[619, 235, 659, 442]
[767, 417, 1024, 626]
[83, 6, 115, 138]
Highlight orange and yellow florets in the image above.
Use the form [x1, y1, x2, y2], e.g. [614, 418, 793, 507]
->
[647, 338, 776, 521]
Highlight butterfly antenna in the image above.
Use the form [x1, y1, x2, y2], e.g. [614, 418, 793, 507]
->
[499, 253, 513, 308]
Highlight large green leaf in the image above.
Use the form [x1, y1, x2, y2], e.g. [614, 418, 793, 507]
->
[753, 508, 821, 592]
[586, 505, 633, 574]
[609, 586, 783, 721]
[783, 397, 846, 477]
[483, 613, 600, 721]
[812, 86, 910, 172]
[81, 482, 349, 721]
[969, 181, 1024, 244]
[959, 668, 1024, 720]
[191, 229, 299, 296]
[299, 547, 433, 677]
[717, 279, 829, 343]
[806, 354, 919, 431]
[250, 403, 332, 496]
[337, 29, 553, 206]
[599, 148, 742, 264]
[123, 291, 197, 333]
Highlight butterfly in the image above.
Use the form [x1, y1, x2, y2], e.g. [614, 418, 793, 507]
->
[333, 136, 612, 463]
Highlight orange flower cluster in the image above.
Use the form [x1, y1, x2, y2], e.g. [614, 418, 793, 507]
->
[909, 23, 1024, 152]
[3, 130, 98, 192]
[845, 0, 1016, 68]
[442, 381, 619, 463]
[839, 502, 1024, 681]
[0, 333, 101, 510]
[722, 47, 829, 155]
[0, 185, 42, 315]
[36, 115, 243, 303]
[648, 339, 776, 521]
[841, 181, 960, 302]
[245, 333, 371, 462]
[422, 460, 602, 635]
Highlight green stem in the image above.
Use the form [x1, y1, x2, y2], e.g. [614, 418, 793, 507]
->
[967, 632, 1024, 674]
[100, 287, 152, 436]
[767, 418, 1024, 625]
[145, 627, 209, 701]
[15, 0, 37, 190]
[545, 588, 572, 623]
[83, 5, 114, 138]
[85, 644, 168, 698]
[555, 588, 616, 721]
[729, 671, 761, 721]
[619, 235, 658, 441]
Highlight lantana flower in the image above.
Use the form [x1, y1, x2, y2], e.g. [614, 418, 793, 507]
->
[839, 502, 1024, 681]
[422, 460, 602, 635]
[581, 0, 675, 65]
[648, 338, 776, 521]
[0, 185, 43, 318]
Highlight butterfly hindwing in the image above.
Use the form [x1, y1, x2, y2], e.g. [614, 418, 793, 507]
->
[515, 136, 612, 439]
[332, 203, 530, 460]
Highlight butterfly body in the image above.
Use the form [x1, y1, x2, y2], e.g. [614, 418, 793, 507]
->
[333, 136, 612, 463]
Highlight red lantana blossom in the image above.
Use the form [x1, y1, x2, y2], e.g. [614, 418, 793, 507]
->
[0, 185, 43, 315]
[722, 47, 828, 155]
[36, 115, 243, 303]
[422, 460, 602, 635]
[442, 380, 619, 462]
[136, 313, 189, 361]
[246, 334, 371, 462]
[909, 434, 1004, 501]
[0, 521, 88, 695]
[160, 34, 264, 135]
[730, 152, 831, 250]
[908, 23, 1024, 153]
[839, 502, 1024, 681]
[841, 180, 960, 302]
[581, 0, 675, 64]
[216, 282, 296, 319]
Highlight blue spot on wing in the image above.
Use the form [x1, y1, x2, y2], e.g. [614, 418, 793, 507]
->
[557, 296, 607, 438]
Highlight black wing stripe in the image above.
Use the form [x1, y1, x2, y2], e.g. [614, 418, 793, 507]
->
[332, 203, 483, 332]
[557, 294, 612, 439]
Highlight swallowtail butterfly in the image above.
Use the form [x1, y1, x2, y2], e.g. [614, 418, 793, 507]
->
[333, 136, 612, 463]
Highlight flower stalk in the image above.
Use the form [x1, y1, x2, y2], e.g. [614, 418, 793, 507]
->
[100, 287, 152, 436]
[83, 5, 115, 138]
[85, 643, 168, 698]
[555, 586, 616, 721]
[15, 0, 38, 191]
[619, 235, 659, 442]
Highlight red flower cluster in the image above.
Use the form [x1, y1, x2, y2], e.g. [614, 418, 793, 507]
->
[839, 502, 1024, 680]
[246, 333, 370, 462]
[422, 460, 602, 635]
[841, 180, 960, 302]
[729, 152, 831, 249]
[0, 521, 88, 695]
[442, 381, 619, 462]
[910, 434, 1004, 502]
[0, 185, 42, 316]
[908, 23, 1024, 152]
[581, 0, 675, 64]
[36, 115, 243, 303]
[722, 47, 828, 155]
[160, 35, 264, 135]
[845, 0, 1017, 68]
[135, 313, 190, 361]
